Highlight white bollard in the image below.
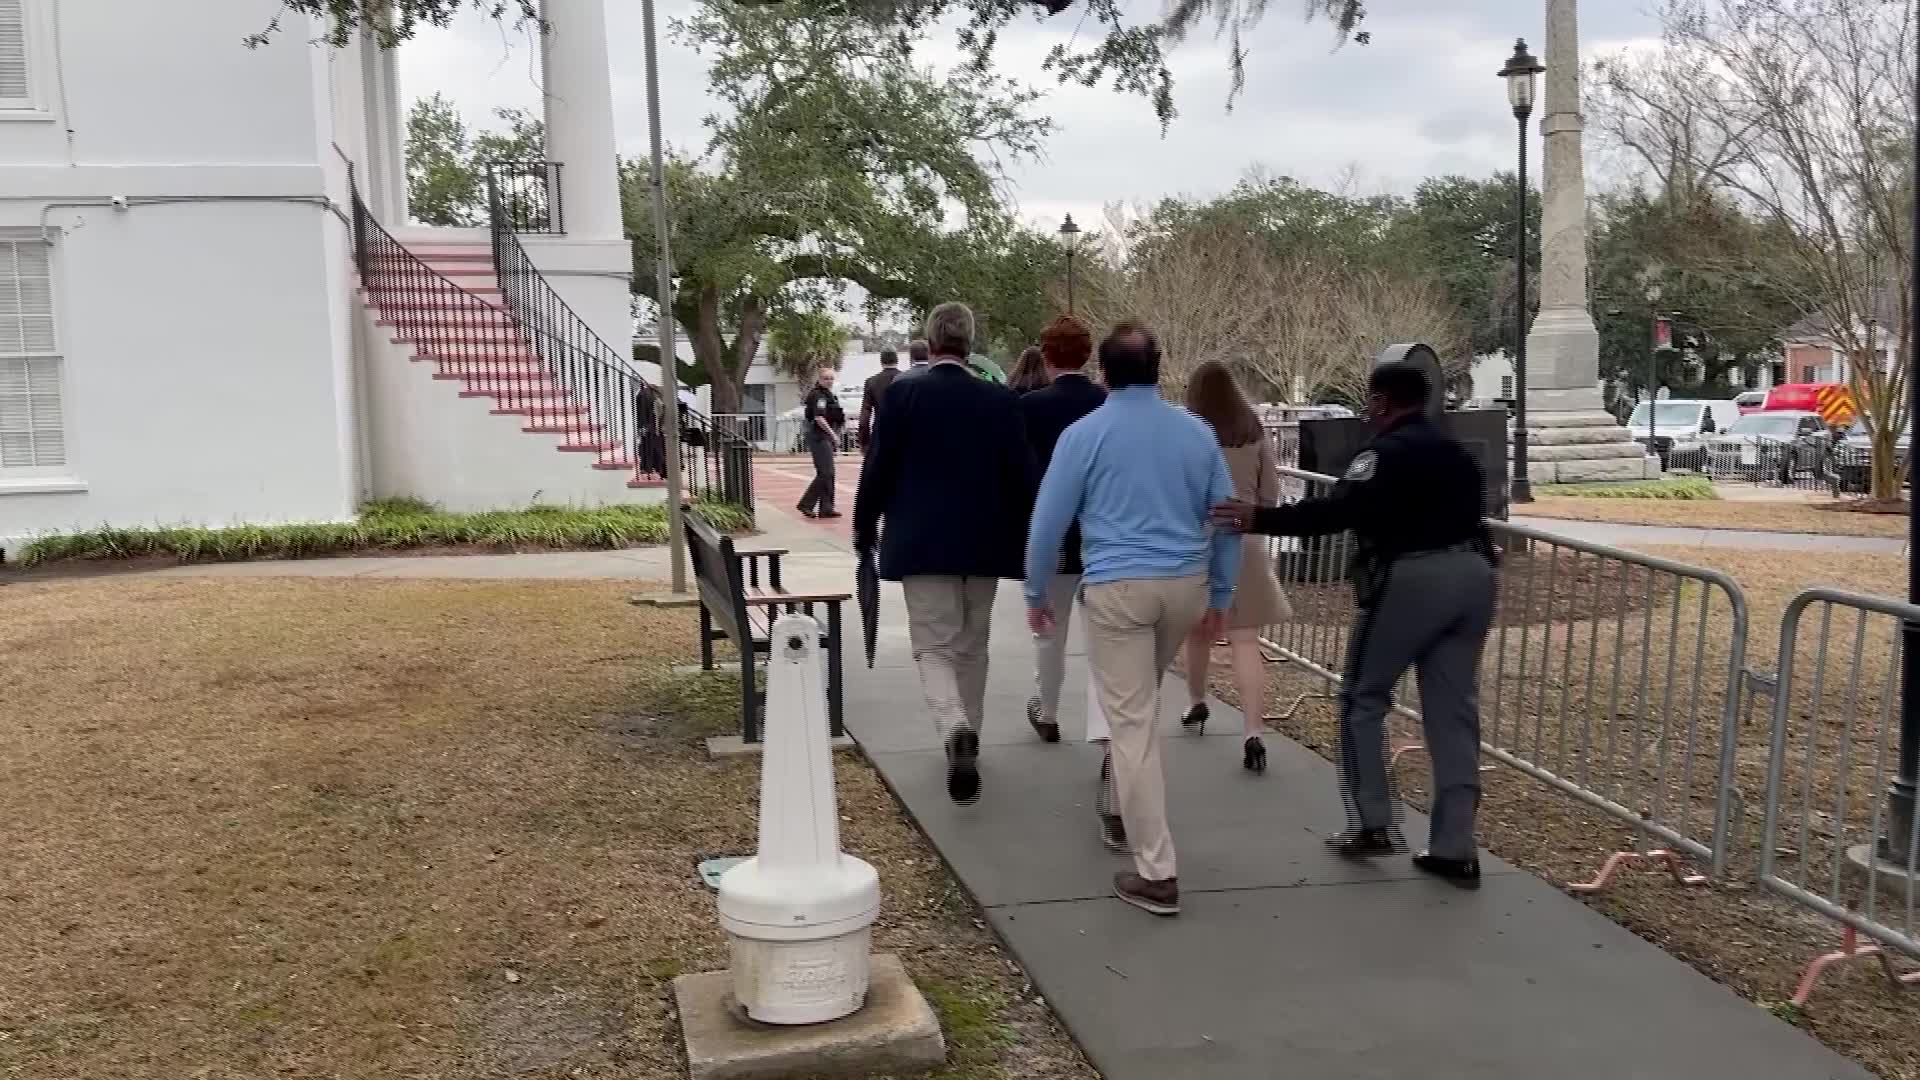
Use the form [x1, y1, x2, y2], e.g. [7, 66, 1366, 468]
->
[717, 613, 880, 1025]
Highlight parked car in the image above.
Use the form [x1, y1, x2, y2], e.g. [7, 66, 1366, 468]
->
[1827, 417, 1912, 495]
[1694, 409, 1828, 482]
[1733, 390, 1767, 415]
[1627, 399, 1740, 464]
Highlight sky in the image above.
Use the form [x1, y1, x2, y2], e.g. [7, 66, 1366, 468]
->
[399, 0, 1663, 237]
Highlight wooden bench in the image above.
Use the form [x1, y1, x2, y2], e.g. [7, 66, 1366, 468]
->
[684, 510, 849, 743]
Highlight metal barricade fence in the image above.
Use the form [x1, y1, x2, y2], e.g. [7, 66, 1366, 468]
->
[1757, 589, 1920, 1003]
[1257, 465, 1750, 884]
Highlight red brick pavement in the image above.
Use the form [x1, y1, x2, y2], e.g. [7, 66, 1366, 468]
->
[753, 453, 861, 542]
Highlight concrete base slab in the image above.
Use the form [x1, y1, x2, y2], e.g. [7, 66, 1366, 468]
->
[1528, 454, 1659, 484]
[1845, 842, 1920, 905]
[673, 953, 946, 1080]
[707, 734, 859, 759]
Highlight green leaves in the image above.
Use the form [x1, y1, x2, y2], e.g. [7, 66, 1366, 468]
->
[404, 95, 544, 227]
[765, 311, 851, 378]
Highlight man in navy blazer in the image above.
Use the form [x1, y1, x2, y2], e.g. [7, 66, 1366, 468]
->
[1016, 315, 1106, 744]
[854, 302, 1038, 805]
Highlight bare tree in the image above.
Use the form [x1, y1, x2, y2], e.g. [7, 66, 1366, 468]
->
[1624, 0, 1915, 499]
[1315, 268, 1470, 404]
[1077, 221, 1286, 393]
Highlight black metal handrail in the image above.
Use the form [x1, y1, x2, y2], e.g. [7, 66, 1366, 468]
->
[352, 180, 752, 511]
[480, 179, 757, 516]
[482, 161, 564, 235]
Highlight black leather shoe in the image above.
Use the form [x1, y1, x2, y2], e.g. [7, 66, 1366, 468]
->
[1325, 827, 1397, 859]
[1413, 851, 1482, 889]
[1181, 702, 1208, 733]
[945, 729, 981, 805]
[1026, 695, 1061, 743]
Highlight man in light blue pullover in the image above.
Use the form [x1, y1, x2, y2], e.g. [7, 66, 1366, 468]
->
[1025, 321, 1240, 917]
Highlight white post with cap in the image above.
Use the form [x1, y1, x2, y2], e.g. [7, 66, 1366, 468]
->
[717, 613, 880, 1025]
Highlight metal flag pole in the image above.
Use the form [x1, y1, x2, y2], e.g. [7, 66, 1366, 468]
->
[641, 0, 687, 594]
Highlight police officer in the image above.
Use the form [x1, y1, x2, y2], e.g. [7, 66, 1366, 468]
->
[1211, 362, 1497, 888]
[796, 366, 846, 519]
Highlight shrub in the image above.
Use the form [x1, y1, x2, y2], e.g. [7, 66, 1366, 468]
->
[17, 498, 752, 567]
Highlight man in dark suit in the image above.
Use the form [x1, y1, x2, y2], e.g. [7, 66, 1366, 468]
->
[1016, 315, 1105, 743]
[854, 302, 1038, 805]
[857, 347, 901, 451]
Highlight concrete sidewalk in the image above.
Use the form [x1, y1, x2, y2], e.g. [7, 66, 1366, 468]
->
[845, 579, 1869, 1080]
[1511, 514, 1904, 554]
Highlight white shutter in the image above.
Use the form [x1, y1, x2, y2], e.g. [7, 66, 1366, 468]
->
[0, 0, 28, 104]
[0, 238, 64, 469]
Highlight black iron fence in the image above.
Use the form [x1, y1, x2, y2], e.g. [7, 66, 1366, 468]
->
[482, 161, 564, 235]
[482, 184, 755, 517]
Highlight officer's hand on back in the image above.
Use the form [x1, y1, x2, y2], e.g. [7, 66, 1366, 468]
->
[1210, 499, 1255, 533]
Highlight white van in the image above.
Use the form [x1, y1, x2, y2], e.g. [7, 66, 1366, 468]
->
[1626, 398, 1740, 458]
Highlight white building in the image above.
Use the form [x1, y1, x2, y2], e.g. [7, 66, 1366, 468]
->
[1, 0, 675, 555]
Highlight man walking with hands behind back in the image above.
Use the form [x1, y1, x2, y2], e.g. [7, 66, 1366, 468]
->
[1212, 362, 1497, 888]
[854, 302, 1038, 805]
[1026, 321, 1239, 917]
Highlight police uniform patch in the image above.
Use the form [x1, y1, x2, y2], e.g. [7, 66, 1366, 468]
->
[1345, 450, 1379, 482]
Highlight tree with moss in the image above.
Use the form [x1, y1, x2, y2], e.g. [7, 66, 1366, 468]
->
[622, 0, 1049, 413]
[250, 0, 1367, 123]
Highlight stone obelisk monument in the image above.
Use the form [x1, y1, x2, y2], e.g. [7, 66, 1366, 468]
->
[1524, 0, 1657, 482]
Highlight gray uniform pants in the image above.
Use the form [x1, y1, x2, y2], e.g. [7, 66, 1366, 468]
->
[797, 430, 837, 514]
[1339, 548, 1495, 860]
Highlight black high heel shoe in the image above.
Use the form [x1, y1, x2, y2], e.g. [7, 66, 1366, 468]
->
[1242, 736, 1266, 774]
[1181, 702, 1208, 733]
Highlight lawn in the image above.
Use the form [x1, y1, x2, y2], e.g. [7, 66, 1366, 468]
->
[1522, 494, 1908, 538]
[1215, 545, 1920, 1079]
[10, 497, 754, 568]
[0, 576, 1092, 1080]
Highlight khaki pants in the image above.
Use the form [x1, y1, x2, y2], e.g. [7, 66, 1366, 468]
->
[902, 576, 999, 740]
[1031, 573, 1082, 723]
[1083, 573, 1209, 882]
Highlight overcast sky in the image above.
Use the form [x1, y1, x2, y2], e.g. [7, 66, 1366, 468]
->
[399, 0, 1662, 234]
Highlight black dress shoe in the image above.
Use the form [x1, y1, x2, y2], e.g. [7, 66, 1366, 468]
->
[945, 728, 981, 805]
[1181, 702, 1208, 733]
[816, 510, 843, 519]
[1324, 827, 1397, 859]
[1025, 695, 1061, 743]
[1412, 851, 1482, 889]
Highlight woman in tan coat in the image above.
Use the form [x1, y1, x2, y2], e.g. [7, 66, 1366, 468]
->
[1180, 361, 1291, 773]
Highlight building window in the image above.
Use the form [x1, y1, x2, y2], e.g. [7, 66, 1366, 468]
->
[0, 0, 49, 116]
[0, 237, 65, 469]
[1499, 376, 1514, 399]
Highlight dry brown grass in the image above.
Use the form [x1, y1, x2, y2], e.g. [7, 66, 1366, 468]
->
[1218, 545, 1920, 1079]
[0, 577, 1093, 1080]
[1523, 496, 1908, 538]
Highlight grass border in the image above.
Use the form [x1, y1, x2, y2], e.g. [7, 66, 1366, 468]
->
[15, 497, 753, 567]
[1536, 475, 1717, 500]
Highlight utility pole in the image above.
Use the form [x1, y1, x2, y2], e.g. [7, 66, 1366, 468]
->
[1884, 35, 1920, 866]
[641, 0, 687, 594]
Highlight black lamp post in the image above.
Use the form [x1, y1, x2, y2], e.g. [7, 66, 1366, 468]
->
[1883, 50, 1920, 868]
[1059, 213, 1082, 314]
[1501, 39, 1544, 504]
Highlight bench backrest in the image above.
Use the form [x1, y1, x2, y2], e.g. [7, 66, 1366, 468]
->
[684, 509, 749, 638]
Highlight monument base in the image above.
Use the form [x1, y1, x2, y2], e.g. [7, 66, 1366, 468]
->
[673, 953, 947, 1080]
[1525, 410, 1658, 484]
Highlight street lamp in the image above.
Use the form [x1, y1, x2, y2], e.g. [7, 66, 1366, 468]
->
[1886, 49, 1920, 871]
[1500, 38, 1544, 503]
[1059, 213, 1082, 314]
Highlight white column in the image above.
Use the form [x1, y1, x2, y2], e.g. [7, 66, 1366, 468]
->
[358, 33, 400, 221]
[541, 0, 624, 241]
[379, 43, 408, 224]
